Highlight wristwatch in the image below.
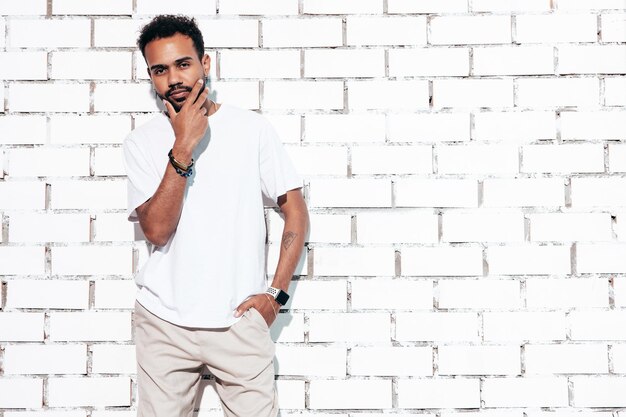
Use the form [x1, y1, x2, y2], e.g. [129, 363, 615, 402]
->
[265, 287, 290, 306]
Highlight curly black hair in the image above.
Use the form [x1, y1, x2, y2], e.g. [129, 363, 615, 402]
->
[137, 15, 205, 60]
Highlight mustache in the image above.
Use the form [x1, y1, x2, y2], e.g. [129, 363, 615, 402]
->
[165, 84, 193, 98]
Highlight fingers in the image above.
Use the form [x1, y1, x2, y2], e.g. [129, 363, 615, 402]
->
[162, 99, 176, 118]
[234, 299, 253, 317]
[183, 78, 204, 109]
[192, 86, 210, 111]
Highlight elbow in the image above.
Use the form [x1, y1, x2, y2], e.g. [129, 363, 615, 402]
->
[142, 226, 173, 247]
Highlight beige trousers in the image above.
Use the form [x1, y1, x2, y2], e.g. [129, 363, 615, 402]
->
[134, 301, 278, 417]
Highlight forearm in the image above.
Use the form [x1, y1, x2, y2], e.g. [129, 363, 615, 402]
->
[270, 208, 309, 292]
[138, 155, 190, 246]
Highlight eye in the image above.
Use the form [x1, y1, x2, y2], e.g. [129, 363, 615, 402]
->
[153, 68, 165, 75]
[179, 62, 190, 68]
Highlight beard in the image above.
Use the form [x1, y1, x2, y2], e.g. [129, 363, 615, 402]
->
[157, 78, 207, 113]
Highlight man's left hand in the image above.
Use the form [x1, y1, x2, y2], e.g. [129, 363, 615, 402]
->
[234, 293, 279, 327]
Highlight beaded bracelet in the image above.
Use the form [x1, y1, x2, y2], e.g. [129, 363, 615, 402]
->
[168, 149, 194, 178]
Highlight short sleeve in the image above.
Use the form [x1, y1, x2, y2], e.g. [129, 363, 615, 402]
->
[123, 136, 160, 222]
[259, 122, 303, 206]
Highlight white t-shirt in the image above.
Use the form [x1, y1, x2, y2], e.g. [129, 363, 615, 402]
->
[123, 103, 302, 328]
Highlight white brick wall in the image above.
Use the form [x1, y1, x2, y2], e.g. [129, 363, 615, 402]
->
[1, 1, 625, 414]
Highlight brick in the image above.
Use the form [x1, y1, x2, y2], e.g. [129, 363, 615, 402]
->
[561, 111, 626, 140]
[402, 246, 483, 276]
[263, 81, 343, 110]
[610, 144, 626, 172]
[0, 115, 47, 144]
[136, 0, 216, 14]
[50, 115, 131, 144]
[91, 345, 136, 374]
[197, 19, 258, 47]
[308, 213, 351, 243]
[285, 280, 346, 310]
[305, 49, 385, 78]
[601, 13, 626, 42]
[614, 343, 626, 372]
[472, 0, 551, 11]
[304, 0, 382, 14]
[308, 178, 391, 208]
[439, 345, 521, 375]
[438, 144, 519, 174]
[560, 45, 626, 74]
[94, 18, 146, 47]
[530, 213, 612, 242]
[351, 145, 433, 175]
[48, 377, 131, 407]
[275, 380, 305, 409]
[220, 50, 299, 79]
[0, 246, 46, 275]
[264, 115, 301, 143]
[474, 111, 556, 142]
[559, 0, 626, 9]
[396, 312, 479, 341]
[397, 378, 480, 409]
[483, 178, 564, 207]
[483, 312, 566, 341]
[522, 144, 604, 174]
[517, 14, 597, 43]
[572, 376, 626, 407]
[347, 16, 426, 46]
[51, 51, 131, 80]
[309, 380, 391, 409]
[396, 179, 478, 208]
[388, 113, 470, 142]
[0, 313, 44, 341]
[351, 346, 432, 376]
[210, 80, 260, 109]
[348, 80, 430, 110]
[389, 47, 469, 77]
[430, 15, 511, 45]
[314, 247, 394, 276]
[488, 245, 570, 275]
[443, 210, 522, 243]
[0, 379, 43, 408]
[4, 344, 87, 374]
[0, 52, 47, 80]
[53, 0, 132, 14]
[50, 179, 127, 209]
[605, 77, 626, 106]
[357, 211, 438, 244]
[52, 246, 133, 276]
[9, 19, 90, 47]
[9, 83, 90, 112]
[262, 18, 341, 47]
[271, 313, 304, 342]
[50, 312, 132, 342]
[474, 46, 554, 76]
[570, 311, 626, 340]
[94, 83, 157, 112]
[94, 280, 137, 309]
[94, 147, 125, 176]
[0, 0, 46, 14]
[618, 213, 626, 243]
[525, 344, 608, 374]
[352, 278, 433, 310]
[305, 114, 385, 143]
[482, 377, 568, 407]
[0, 18, 4, 48]
[6, 279, 89, 309]
[388, 0, 468, 13]
[578, 243, 626, 273]
[275, 345, 346, 376]
[571, 178, 626, 207]
[434, 79, 514, 108]
[309, 312, 390, 342]
[8, 148, 90, 177]
[220, 0, 297, 15]
[440, 279, 521, 309]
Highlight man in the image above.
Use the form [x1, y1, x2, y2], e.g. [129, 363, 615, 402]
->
[123, 15, 308, 417]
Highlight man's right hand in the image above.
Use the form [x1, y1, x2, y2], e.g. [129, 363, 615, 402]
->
[163, 78, 210, 161]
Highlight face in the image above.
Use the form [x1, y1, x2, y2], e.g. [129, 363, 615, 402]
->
[144, 33, 210, 112]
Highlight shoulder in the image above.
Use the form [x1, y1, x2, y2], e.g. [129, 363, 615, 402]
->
[124, 113, 170, 148]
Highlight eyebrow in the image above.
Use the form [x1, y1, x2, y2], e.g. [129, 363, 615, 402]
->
[149, 56, 193, 71]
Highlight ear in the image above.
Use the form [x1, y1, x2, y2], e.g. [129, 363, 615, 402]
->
[202, 54, 211, 77]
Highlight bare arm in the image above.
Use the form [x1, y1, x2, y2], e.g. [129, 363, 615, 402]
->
[135, 79, 210, 246]
[235, 188, 309, 324]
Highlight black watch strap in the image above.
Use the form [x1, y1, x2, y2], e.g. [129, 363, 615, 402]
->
[266, 287, 290, 306]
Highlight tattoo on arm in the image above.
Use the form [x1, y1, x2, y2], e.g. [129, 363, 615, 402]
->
[282, 231, 297, 250]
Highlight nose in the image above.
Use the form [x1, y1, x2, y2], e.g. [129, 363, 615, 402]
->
[167, 68, 182, 89]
